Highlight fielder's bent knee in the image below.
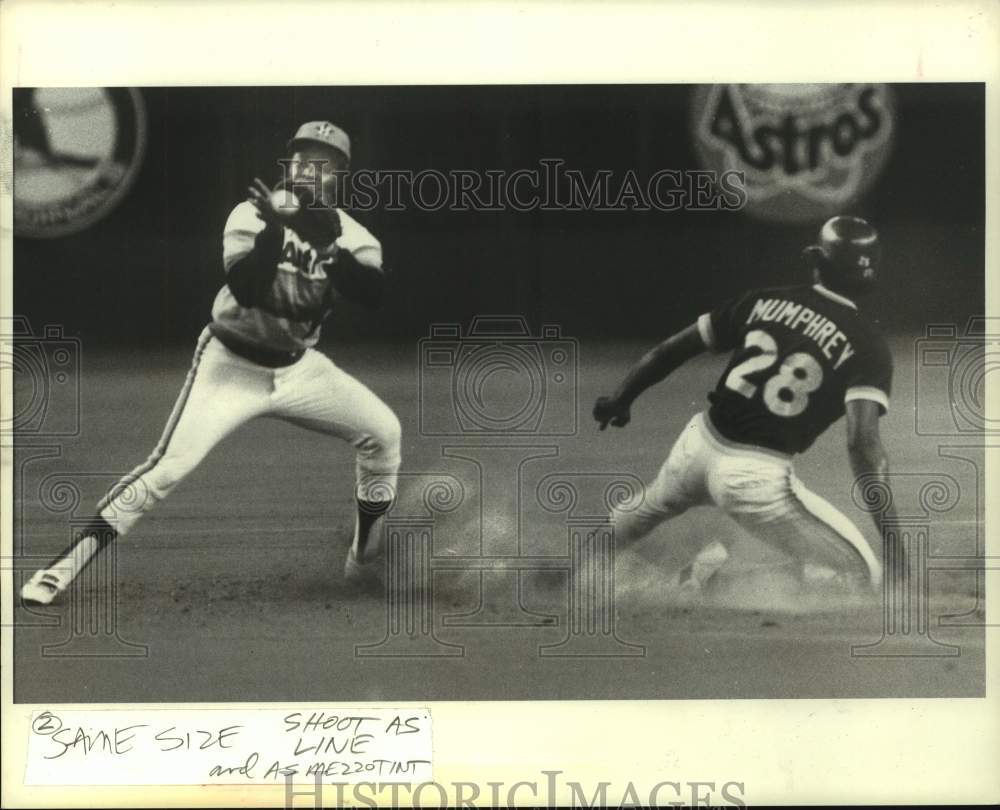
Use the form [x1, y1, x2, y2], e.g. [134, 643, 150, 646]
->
[381, 411, 402, 454]
[355, 409, 402, 462]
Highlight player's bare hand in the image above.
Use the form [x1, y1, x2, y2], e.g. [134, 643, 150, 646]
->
[247, 177, 283, 227]
[593, 396, 631, 430]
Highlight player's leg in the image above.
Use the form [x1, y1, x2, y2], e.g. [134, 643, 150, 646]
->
[269, 350, 401, 576]
[600, 413, 733, 597]
[21, 333, 269, 605]
[611, 414, 712, 548]
[786, 473, 882, 587]
[707, 454, 881, 591]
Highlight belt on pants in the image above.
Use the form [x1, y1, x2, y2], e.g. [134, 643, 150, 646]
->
[209, 326, 305, 368]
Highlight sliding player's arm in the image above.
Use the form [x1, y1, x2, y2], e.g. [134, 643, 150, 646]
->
[593, 290, 751, 431]
[844, 331, 900, 580]
[593, 323, 707, 430]
[846, 400, 896, 520]
[847, 398, 905, 585]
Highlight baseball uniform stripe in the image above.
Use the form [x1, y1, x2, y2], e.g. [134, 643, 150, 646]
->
[97, 328, 213, 513]
[696, 313, 716, 350]
[845, 385, 890, 413]
[789, 476, 882, 586]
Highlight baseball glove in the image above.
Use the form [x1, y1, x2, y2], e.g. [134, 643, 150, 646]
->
[274, 180, 343, 247]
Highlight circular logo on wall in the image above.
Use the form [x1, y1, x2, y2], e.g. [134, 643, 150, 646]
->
[13, 88, 146, 239]
[692, 84, 894, 223]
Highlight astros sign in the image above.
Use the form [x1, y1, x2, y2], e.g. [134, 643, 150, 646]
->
[692, 84, 894, 223]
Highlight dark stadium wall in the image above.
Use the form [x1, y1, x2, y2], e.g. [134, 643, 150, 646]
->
[13, 84, 984, 347]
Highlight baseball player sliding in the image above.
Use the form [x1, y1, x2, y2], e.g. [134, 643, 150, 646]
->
[22, 121, 400, 606]
[593, 216, 901, 594]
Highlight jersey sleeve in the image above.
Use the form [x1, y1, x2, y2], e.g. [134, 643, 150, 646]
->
[336, 210, 383, 269]
[844, 331, 893, 414]
[222, 201, 266, 271]
[696, 291, 754, 353]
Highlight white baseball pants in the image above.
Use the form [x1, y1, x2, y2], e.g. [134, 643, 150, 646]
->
[98, 327, 402, 535]
[612, 412, 881, 586]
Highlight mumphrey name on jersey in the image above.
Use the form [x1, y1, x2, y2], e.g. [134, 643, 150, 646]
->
[745, 297, 855, 369]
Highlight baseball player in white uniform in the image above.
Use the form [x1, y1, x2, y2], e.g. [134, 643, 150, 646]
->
[593, 216, 902, 595]
[22, 121, 400, 605]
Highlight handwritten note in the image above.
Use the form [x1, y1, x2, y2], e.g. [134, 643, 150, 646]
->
[25, 708, 432, 785]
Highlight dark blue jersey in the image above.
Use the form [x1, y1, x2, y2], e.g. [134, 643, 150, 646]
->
[697, 283, 892, 455]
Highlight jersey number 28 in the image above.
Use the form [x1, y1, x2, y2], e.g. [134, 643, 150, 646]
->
[725, 329, 823, 417]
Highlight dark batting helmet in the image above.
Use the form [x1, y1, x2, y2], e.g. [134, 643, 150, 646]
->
[802, 215, 881, 295]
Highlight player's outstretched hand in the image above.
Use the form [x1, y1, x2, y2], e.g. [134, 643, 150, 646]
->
[593, 396, 631, 430]
[247, 177, 283, 228]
